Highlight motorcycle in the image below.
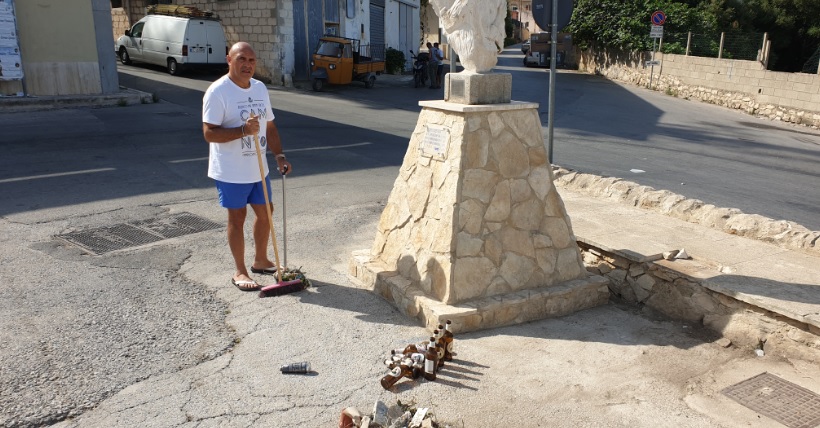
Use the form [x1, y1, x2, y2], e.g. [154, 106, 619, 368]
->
[409, 50, 429, 88]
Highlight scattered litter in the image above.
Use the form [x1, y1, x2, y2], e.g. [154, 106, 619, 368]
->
[340, 407, 362, 428]
[340, 400, 443, 428]
[674, 248, 691, 259]
[630, 169, 645, 174]
[755, 349, 765, 357]
[373, 401, 389, 427]
[662, 250, 680, 260]
[389, 411, 411, 428]
[409, 408, 429, 427]
[719, 265, 734, 274]
[280, 361, 311, 374]
[680, 182, 686, 185]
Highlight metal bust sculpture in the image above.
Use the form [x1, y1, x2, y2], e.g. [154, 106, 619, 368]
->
[430, 0, 507, 74]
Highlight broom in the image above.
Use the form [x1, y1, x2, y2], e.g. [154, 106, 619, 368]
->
[247, 114, 305, 297]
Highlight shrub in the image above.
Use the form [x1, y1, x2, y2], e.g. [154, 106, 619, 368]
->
[385, 48, 406, 74]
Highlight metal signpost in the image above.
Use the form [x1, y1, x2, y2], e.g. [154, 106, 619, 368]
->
[648, 10, 666, 90]
[532, 0, 572, 163]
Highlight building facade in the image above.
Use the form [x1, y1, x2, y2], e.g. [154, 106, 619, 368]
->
[112, 0, 419, 86]
[1, 0, 118, 97]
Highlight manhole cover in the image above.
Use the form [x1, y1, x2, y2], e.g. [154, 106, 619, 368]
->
[722, 372, 820, 428]
[56, 212, 222, 255]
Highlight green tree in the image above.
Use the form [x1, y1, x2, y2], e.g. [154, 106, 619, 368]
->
[566, 0, 819, 71]
[731, 0, 820, 71]
[567, 0, 703, 51]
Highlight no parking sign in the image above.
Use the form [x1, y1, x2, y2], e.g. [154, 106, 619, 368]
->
[651, 10, 666, 26]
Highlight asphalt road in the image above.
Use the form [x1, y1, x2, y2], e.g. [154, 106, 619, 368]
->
[115, 49, 820, 231]
[498, 50, 820, 231]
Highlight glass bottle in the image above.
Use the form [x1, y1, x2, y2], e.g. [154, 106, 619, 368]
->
[442, 319, 454, 361]
[380, 358, 414, 390]
[423, 339, 438, 381]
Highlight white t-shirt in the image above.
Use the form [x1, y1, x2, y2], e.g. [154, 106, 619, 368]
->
[203, 75, 275, 183]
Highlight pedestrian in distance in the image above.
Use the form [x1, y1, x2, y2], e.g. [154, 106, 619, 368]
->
[433, 42, 445, 88]
[202, 41, 293, 291]
[426, 42, 440, 89]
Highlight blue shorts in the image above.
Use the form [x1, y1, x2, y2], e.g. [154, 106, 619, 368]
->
[215, 177, 272, 209]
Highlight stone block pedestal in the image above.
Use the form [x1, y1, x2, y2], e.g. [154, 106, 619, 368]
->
[349, 98, 609, 334]
[444, 72, 512, 105]
[350, 250, 609, 334]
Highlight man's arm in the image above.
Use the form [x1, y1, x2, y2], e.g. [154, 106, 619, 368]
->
[202, 116, 260, 144]
[266, 119, 293, 175]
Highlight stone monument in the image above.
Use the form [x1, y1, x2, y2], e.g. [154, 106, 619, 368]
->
[349, 2, 608, 333]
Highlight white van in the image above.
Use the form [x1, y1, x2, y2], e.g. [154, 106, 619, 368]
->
[116, 12, 227, 75]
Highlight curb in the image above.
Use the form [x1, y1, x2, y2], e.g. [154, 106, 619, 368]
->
[552, 166, 820, 255]
[0, 88, 155, 113]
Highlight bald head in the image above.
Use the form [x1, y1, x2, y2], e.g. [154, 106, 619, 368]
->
[229, 42, 255, 58]
[226, 42, 257, 88]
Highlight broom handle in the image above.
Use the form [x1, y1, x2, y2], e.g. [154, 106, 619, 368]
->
[282, 173, 287, 268]
[250, 118, 283, 284]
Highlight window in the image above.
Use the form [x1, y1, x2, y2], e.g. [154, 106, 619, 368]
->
[131, 22, 145, 37]
[325, 0, 340, 24]
[346, 0, 356, 19]
[111, 0, 123, 8]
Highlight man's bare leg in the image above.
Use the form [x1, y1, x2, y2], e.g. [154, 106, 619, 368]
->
[250, 202, 277, 271]
[227, 207, 257, 289]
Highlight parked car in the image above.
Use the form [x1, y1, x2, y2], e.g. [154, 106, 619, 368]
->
[521, 39, 530, 54]
[116, 5, 227, 75]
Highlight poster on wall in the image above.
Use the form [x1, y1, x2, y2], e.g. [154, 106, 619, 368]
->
[0, 0, 23, 82]
[0, 46, 22, 79]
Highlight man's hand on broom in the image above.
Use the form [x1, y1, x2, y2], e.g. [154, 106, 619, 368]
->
[244, 112, 260, 136]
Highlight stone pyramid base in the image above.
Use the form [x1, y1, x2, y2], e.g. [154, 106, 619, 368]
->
[350, 250, 610, 334]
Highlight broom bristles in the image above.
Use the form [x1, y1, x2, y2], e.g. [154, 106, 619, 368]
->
[258, 279, 305, 298]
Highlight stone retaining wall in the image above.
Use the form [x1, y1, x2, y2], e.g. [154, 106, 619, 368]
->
[552, 165, 820, 357]
[577, 47, 820, 129]
[579, 241, 820, 359]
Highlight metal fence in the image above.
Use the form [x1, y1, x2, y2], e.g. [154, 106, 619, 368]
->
[360, 43, 386, 61]
[802, 47, 820, 74]
[659, 31, 765, 62]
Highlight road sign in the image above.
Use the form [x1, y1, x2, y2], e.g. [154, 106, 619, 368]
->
[532, 0, 573, 32]
[645, 60, 660, 66]
[651, 10, 666, 26]
[650, 25, 663, 38]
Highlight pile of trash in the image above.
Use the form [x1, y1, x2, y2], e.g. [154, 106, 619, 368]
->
[380, 321, 454, 389]
[340, 400, 452, 428]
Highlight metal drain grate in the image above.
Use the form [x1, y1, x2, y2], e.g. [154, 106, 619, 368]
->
[722, 372, 820, 428]
[131, 213, 222, 238]
[57, 212, 222, 255]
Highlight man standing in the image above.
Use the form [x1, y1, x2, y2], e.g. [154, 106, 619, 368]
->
[426, 42, 440, 89]
[202, 42, 293, 291]
[433, 42, 445, 88]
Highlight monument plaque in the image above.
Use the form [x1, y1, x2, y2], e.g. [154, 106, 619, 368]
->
[420, 124, 450, 160]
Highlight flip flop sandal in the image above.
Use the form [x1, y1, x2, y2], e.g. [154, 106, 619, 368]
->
[232, 278, 260, 291]
[250, 266, 278, 275]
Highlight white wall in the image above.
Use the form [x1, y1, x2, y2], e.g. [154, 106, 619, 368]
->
[385, 0, 419, 54]
[342, 0, 368, 40]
